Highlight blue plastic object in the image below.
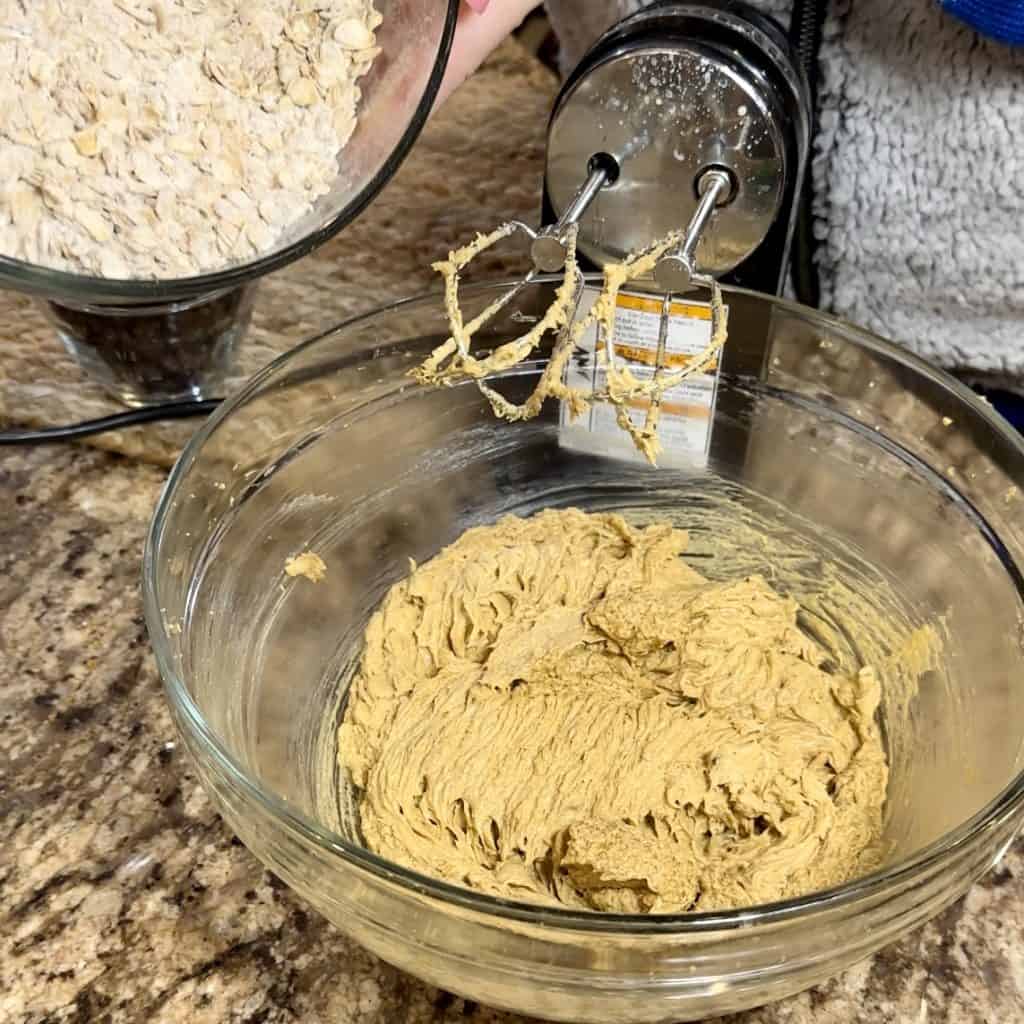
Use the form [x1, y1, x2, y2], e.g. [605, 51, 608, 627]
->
[974, 389, 1024, 433]
[942, 0, 1024, 45]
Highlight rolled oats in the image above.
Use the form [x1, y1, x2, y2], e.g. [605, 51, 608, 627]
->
[0, 0, 381, 278]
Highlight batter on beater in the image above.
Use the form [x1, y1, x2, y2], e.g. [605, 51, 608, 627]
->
[338, 508, 888, 913]
[413, 225, 729, 465]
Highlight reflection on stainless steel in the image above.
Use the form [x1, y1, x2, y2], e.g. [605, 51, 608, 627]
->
[546, 42, 785, 270]
[541, 2, 810, 300]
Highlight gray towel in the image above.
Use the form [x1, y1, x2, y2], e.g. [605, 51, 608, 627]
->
[546, 0, 1024, 382]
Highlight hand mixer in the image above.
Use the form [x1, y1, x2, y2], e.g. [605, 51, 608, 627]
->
[417, 0, 812, 461]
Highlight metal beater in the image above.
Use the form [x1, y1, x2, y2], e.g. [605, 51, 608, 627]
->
[419, 0, 812, 455]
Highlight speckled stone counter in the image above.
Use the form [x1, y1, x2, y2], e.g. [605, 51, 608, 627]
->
[1, 40, 1023, 1024]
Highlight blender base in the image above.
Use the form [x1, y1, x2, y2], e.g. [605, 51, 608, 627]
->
[42, 284, 255, 407]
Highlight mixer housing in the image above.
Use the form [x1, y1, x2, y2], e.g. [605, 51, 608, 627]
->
[541, 0, 811, 296]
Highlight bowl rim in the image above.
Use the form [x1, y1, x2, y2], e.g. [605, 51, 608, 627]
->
[144, 277, 1024, 933]
[0, 1, 460, 305]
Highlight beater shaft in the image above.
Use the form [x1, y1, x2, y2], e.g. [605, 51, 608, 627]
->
[530, 164, 609, 273]
[654, 169, 732, 295]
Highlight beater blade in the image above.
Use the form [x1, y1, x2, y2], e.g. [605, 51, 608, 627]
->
[412, 163, 611, 411]
[591, 168, 732, 461]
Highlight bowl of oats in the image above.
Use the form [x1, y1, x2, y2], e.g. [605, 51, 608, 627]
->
[0, 0, 458, 405]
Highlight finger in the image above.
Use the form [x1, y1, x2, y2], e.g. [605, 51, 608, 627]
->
[436, 0, 543, 108]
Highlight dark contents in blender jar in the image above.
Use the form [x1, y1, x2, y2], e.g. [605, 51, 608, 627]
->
[47, 287, 253, 403]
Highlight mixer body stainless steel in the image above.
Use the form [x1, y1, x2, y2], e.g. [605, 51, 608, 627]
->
[418, 1, 813, 446]
[541, 0, 811, 296]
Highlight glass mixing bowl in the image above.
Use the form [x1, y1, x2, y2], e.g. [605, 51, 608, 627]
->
[144, 279, 1024, 1023]
[2, 0, 457, 406]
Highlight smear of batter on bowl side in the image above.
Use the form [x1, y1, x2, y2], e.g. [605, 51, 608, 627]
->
[338, 508, 888, 913]
[285, 551, 327, 583]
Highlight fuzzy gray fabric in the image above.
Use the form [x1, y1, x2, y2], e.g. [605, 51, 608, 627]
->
[546, 0, 1024, 381]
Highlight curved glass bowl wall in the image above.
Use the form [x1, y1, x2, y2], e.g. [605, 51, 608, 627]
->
[145, 280, 1024, 1023]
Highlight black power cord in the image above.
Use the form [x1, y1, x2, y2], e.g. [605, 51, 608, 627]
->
[789, 0, 828, 308]
[0, 399, 222, 446]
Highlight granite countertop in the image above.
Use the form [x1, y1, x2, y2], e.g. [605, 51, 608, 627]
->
[2, 41, 1023, 1024]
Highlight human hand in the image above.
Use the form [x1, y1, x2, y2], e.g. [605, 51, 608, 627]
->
[437, 0, 543, 106]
